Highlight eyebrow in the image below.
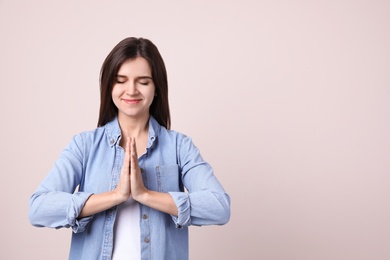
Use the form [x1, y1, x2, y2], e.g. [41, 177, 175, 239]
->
[116, 75, 153, 80]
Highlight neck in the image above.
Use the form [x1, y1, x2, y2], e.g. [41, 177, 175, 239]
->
[118, 113, 150, 139]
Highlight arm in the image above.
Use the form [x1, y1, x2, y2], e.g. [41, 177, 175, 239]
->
[169, 136, 231, 227]
[77, 191, 123, 218]
[133, 190, 178, 216]
[29, 134, 93, 232]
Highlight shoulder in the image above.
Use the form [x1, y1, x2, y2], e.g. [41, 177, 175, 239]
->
[73, 125, 106, 143]
[158, 126, 191, 143]
[150, 116, 190, 144]
[64, 126, 105, 153]
[158, 127, 199, 157]
[70, 118, 119, 148]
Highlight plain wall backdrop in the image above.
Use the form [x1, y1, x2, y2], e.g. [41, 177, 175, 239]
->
[1, 0, 389, 259]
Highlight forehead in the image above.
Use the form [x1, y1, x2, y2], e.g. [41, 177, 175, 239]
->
[117, 57, 152, 76]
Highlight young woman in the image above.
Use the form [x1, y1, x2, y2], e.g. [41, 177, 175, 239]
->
[29, 37, 231, 260]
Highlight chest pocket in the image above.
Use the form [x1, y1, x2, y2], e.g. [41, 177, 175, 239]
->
[155, 164, 181, 192]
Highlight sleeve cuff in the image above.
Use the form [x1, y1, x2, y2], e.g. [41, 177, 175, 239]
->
[66, 192, 94, 233]
[168, 192, 191, 227]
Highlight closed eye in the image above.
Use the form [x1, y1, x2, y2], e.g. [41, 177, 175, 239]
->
[137, 76, 153, 85]
[116, 76, 127, 84]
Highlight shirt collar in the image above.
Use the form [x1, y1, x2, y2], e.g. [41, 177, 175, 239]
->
[147, 116, 161, 149]
[104, 116, 161, 147]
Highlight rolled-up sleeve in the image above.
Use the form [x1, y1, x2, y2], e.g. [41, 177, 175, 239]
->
[29, 134, 94, 233]
[169, 136, 231, 227]
[168, 192, 191, 227]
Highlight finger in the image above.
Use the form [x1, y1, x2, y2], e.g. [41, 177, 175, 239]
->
[123, 137, 131, 171]
[130, 137, 139, 170]
[126, 136, 130, 153]
[131, 137, 138, 158]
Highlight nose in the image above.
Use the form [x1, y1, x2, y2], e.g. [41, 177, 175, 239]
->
[125, 81, 138, 96]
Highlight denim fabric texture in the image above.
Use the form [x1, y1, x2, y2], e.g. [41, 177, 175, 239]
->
[29, 116, 231, 260]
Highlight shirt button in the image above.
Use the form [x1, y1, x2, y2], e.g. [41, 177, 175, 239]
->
[142, 214, 148, 219]
[144, 237, 150, 243]
[110, 139, 115, 145]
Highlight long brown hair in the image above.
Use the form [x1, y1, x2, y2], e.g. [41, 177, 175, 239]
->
[97, 37, 171, 129]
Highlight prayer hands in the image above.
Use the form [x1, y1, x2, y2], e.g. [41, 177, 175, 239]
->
[115, 137, 147, 203]
[129, 137, 147, 201]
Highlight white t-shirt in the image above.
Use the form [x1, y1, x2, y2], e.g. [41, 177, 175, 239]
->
[112, 196, 141, 260]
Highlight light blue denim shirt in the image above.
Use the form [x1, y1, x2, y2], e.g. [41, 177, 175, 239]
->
[29, 116, 231, 260]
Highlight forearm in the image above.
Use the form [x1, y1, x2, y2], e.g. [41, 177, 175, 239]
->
[134, 191, 178, 217]
[168, 190, 230, 227]
[29, 190, 93, 231]
[78, 190, 124, 218]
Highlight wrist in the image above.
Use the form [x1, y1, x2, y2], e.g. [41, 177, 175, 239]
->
[112, 189, 128, 204]
[132, 189, 149, 203]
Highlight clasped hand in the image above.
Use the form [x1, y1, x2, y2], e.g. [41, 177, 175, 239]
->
[115, 137, 147, 203]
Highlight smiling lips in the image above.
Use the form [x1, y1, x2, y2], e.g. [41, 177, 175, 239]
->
[122, 98, 142, 104]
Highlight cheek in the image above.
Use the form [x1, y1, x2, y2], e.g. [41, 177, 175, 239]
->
[111, 86, 121, 107]
[111, 85, 121, 98]
[148, 89, 156, 103]
[150, 86, 156, 98]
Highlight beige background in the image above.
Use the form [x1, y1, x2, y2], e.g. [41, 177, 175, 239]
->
[1, 0, 390, 259]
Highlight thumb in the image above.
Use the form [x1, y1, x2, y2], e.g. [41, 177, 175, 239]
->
[123, 136, 131, 171]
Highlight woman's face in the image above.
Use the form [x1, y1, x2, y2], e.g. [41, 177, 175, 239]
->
[112, 57, 155, 121]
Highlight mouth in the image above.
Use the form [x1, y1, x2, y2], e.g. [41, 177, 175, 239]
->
[122, 98, 142, 104]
